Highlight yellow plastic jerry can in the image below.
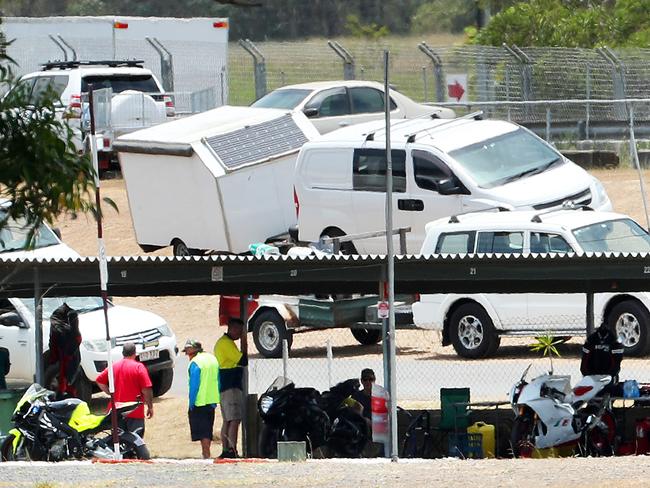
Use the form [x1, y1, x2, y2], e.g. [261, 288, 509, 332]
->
[467, 422, 495, 458]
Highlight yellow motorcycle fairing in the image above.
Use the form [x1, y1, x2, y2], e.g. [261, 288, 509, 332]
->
[67, 401, 105, 432]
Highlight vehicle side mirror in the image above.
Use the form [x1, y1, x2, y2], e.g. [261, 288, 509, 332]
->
[0, 312, 28, 329]
[52, 227, 62, 240]
[437, 178, 462, 195]
[303, 107, 318, 118]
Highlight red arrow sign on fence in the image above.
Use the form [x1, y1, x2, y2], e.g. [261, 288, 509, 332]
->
[448, 80, 465, 101]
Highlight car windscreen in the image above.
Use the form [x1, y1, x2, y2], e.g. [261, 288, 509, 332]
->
[19, 296, 108, 317]
[0, 212, 60, 253]
[81, 75, 160, 94]
[251, 88, 312, 109]
[573, 218, 650, 253]
[448, 128, 564, 189]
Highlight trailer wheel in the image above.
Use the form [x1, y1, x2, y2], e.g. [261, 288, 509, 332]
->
[320, 228, 357, 255]
[252, 310, 293, 358]
[351, 328, 382, 345]
[172, 239, 203, 257]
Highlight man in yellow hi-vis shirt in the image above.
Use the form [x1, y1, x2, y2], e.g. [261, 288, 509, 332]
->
[214, 318, 247, 459]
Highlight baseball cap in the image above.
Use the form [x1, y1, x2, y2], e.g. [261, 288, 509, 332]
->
[182, 339, 202, 351]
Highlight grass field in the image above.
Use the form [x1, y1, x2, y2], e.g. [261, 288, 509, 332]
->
[227, 33, 466, 106]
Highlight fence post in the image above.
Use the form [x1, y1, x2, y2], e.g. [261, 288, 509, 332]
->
[596, 46, 628, 120]
[585, 64, 591, 139]
[56, 35, 77, 61]
[328, 40, 355, 80]
[239, 39, 267, 101]
[629, 103, 650, 229]
[48, 35, 68, 61]
[418, 42, 445, 103]
[145, 37, 175, 93]
[503, 44, 533, 117]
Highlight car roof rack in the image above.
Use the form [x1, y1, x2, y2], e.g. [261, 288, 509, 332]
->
[531, 201, 594, 223]
[364, 109, 450, 142]
[41, 60, 145, 70]
[405, 111, 483, 143]
[448, 205, 511, 223]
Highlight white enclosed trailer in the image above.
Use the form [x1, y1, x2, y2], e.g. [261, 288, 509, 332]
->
[114, 106, 320, 255]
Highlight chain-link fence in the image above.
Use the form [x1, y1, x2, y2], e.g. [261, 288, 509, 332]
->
[245, 302, 650, 405]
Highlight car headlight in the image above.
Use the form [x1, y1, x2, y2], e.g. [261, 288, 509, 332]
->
[592, 178, 609, 205]
[82, 339, 109, 352]
[158, 324, 173, 337]
[259, 396, 274, 414]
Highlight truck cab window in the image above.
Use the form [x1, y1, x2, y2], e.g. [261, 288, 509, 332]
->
[353, 148, 406, 192]
[531, 232, 572, 253]
[477, 231, 524, 254]
[412, 150, 454, 192]
[435, 231, 476, 254]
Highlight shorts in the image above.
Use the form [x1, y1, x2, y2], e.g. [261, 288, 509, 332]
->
[219, 388, 243, 422]
[188, 405, 215, 441]
[125, 417, 145, 438]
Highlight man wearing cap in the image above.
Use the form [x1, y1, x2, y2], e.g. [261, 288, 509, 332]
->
[96, 342, 153, 438]
[183, 339, 220, 459]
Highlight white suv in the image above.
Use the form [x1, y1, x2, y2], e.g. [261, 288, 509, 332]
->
[0, 201, 178, 399]
[15, 60, 174, 170]
[411, 207, 650, 359]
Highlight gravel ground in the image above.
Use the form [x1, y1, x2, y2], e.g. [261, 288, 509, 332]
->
[3, 457, 650, 488]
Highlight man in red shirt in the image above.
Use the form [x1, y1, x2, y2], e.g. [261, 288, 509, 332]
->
[96, 342, 153, 438]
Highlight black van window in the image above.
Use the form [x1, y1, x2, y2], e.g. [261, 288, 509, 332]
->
[353, 149, 406, 192]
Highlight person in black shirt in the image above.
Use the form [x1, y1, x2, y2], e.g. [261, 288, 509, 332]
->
[352, 368, 375, 421]
[580, 323, 624, 384]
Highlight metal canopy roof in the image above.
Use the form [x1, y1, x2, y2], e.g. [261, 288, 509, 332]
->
[1, 253, 650, 298]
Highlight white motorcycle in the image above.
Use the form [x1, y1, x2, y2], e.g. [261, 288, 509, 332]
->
[509, 364, 616, 457]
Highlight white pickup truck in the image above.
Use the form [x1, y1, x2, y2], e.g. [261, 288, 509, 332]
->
[0, 202, 178, 400]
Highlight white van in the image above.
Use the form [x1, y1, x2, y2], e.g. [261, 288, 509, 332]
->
[294, 115, 612, 254]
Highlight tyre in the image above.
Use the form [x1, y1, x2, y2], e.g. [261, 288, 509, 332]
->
[607, 300, 650, 356]
[320, 228, 357, 255]
[0, 434, 16, 461]
[258, 424, 278, 459]
[119, 439, 151, 460]
[252, 310, 292, 358]
[152, 369, 174, 397]
[511, 415, 535, 458]
[350, 328, 382, 345]
[584, 410, 616, 457]
[449, 303, 498, 359]
[172, 239, 192, 257]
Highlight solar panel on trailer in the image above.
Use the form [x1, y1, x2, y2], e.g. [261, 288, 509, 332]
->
[204, 114, 309, 170]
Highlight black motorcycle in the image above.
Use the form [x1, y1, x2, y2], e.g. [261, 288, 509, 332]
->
[0, 384, 150, 461]
[257, 377, 369, 458]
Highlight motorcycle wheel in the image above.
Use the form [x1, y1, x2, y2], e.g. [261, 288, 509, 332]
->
[258, 424, 279, 459]
[511, 415, 535, 458]
[119, 440, 151, 460]
[0, 434, 16, 461]
[585, 411, 616, 457]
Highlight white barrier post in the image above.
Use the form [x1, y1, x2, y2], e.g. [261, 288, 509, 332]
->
[326, 339, 333, 388]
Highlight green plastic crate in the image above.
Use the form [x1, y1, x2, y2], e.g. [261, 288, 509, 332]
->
[298, 296, 378, 327]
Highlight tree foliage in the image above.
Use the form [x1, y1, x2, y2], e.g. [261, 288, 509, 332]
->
[474, 0, 650, 47]
[0, 17, 101, 241]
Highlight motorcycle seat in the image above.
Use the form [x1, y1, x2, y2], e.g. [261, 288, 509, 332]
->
[48, 398, 82, 415]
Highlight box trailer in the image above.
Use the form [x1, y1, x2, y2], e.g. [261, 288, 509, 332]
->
[114, 106, 320, 255]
